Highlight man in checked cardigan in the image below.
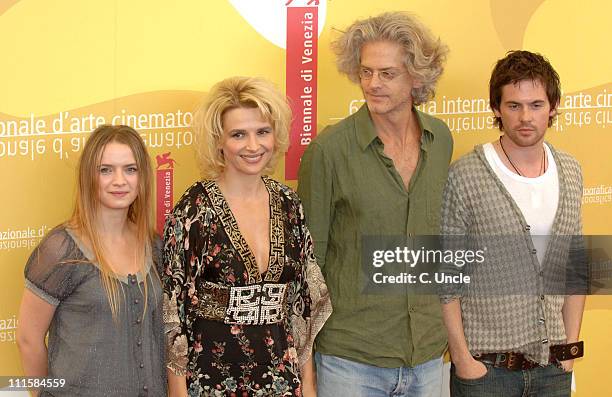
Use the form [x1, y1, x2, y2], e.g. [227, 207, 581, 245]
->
[440, 51, 586, 396]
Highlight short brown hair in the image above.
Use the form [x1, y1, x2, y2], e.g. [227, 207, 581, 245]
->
[489, 50, 561, 130]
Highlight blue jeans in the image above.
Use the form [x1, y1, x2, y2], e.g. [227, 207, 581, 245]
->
[450, 362, 571, 397]
[315, 352, 444, 397]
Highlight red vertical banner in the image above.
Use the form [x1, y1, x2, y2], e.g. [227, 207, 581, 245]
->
[155, 152, 175, 235]
[285, 5, 318, 180]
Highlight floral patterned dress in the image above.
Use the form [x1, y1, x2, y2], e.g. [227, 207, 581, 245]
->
[163, 177, 330, 397]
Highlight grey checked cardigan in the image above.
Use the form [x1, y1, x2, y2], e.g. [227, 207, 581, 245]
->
[440, 143, 584, 364]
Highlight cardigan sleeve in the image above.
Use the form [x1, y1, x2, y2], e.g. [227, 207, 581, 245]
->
[439, 167, 471, 303]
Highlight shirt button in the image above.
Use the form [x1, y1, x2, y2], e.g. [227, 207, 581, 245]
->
[538, 318, 545, 324]
[140, 363, 144, 368]
[525, 225, 531, 231]
[135, 318, 141, 324]
[542, 338, 549, 344]
[531, 249, 537, 255]
[134, 299, 139, 305]
[540, 295, 545, 300]
[137, 340, 142, 346]
[130, 277, 136, 285]
[143, 385, 148, 391]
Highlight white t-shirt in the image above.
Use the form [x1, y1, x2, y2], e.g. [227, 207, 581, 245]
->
[483, 142, 559, 265]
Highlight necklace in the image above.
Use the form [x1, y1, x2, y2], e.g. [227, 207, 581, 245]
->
[498, 136, 546, 177]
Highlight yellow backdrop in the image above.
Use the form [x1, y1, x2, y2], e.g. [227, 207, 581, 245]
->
[1, 1, 610, 395]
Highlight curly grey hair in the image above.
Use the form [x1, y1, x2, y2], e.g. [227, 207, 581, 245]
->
[332, 12, 449, 105]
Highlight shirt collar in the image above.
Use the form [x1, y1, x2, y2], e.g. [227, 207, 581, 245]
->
[355, 103, 436, 151]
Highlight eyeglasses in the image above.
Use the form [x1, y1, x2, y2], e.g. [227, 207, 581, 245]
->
[358, 68, 407, 82]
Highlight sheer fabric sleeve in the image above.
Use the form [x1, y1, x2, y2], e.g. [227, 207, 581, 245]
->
[24, 227, 82, 306]
[151, 235, 164, 276]
[162, 205, 190, 376]
[290, 201, 332, 368]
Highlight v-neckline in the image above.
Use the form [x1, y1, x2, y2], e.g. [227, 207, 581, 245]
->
[204, 177, 285, 284]
[221, 179, 272, 277]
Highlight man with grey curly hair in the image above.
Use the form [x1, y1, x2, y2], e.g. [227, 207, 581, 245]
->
[298, 11, 452, 397]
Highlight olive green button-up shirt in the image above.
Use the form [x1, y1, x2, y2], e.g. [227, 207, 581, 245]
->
[297, 104, 453, 368]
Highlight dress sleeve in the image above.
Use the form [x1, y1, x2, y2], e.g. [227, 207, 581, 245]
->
[162, 208, 190, 376]
[24, 227, 81, 306]
[289, 200, 333, 368]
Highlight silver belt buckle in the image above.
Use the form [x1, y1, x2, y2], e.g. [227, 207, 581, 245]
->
[225, 283, 287, 325]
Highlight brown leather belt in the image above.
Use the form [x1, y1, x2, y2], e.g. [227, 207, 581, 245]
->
[473, 341, 584, 371]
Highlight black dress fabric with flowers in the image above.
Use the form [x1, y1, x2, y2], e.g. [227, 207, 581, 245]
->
[163, 177, 327, 397]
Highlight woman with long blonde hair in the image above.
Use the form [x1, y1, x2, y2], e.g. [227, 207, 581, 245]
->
[17, 125, 166, 396]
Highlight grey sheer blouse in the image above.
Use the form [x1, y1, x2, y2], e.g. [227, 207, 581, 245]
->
[24, 226, 166, 396]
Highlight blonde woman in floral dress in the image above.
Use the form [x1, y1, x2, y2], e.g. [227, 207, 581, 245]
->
[163, 77, 331, 397]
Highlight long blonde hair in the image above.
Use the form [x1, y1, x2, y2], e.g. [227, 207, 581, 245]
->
[69, 125, 155, 319]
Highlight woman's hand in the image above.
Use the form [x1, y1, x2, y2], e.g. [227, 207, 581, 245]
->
[300, 355, 317, 397]
[167, 369, 189, 397]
